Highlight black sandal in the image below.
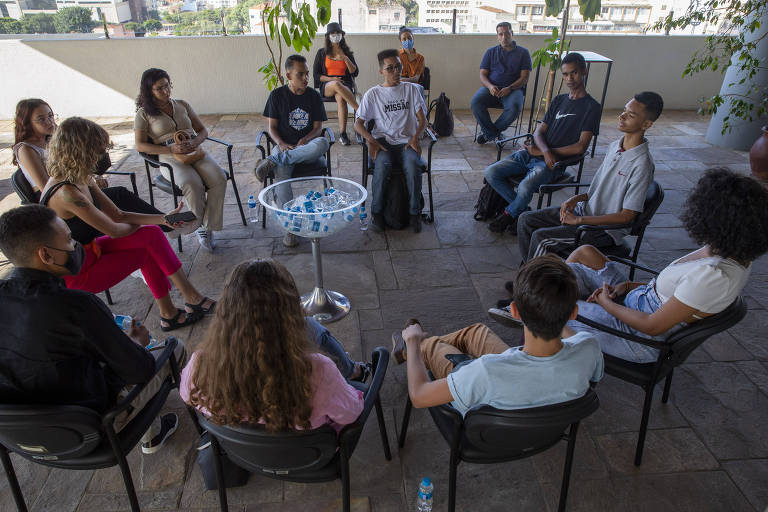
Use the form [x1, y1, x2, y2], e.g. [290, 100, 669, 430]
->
[160, 308, 201, 332]
[185, 297, 216, 316]
[349, 362, 372, 383]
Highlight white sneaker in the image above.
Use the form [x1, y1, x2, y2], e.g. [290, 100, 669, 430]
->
[283, 232, 299, 247]
[488, 305, 523, 328]
[196, 228, 216, 252]
[141, 413, 178, 454]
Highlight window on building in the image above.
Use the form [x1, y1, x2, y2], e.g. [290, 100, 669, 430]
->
[517, 5, 528, 15]
[532, 6, 543, 15]
[394, 11, 400, 19]
[369, 8, 376, 14]
[637, 8, 650, 19]
[519, 22, 527, 30]
[610, 7, 622, 19]
[601, 6, 608, 14]
[623, 7, 635, 17]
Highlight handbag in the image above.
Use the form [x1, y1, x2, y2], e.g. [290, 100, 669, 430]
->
[172, 130, 206, 165]
[196, 431, 251, 490]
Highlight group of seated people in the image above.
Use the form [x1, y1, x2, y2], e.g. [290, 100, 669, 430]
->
[2, 23, 768, 476]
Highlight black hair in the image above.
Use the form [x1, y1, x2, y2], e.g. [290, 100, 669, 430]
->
[513, 255, 578, 340]
[324, 24, 354, 59]
[680, 167, 768, 264]
[633, 91, 664, 122]
[561, 52, 587, 71]
[285, 54, 307, 71]
[135, 68, 171, 116]
[496, 22, 512, 32]
[0, 205, 59, 265]
[399, 26, 413, 37]
[377, 48, 400, 67]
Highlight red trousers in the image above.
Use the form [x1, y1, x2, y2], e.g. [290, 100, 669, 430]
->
[64, 225, 182, 299]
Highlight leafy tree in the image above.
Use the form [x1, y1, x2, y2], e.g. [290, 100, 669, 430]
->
[0, 17, 23, 34]
[226, 0, 258, 33]
[143, 18, 162, 31]
[124, 21, 140, 31]
[53, 6, 95, 33]
[20, 13, 56, 33]
[147, 9, 161, 20]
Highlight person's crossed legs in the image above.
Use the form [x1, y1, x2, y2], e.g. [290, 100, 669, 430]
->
[419, 323, 510, 379]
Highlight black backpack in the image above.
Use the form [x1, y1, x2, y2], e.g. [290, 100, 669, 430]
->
[383, 169, 425, 229]
[428, 92, 454, 137]
[473, 179, 508, 221]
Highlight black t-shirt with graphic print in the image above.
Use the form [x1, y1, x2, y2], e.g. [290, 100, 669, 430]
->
[541, 93, 601, 150]
[263, 85, 328, 145]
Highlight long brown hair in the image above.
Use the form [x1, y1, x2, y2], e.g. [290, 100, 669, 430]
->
[12, 98, 51, 166]
[189, 259, 315, 431]
[47, 117, 110, 184]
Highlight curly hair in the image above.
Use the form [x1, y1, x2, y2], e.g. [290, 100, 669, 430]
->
[47, 117, 111, 184]
[680, 167, 768, 264]
[13, 98, 51, 166]
[135, 68, 171, 116]
[188, 259, 315, 431]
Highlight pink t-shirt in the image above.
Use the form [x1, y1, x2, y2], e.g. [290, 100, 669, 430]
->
[180, 351, 364, 432]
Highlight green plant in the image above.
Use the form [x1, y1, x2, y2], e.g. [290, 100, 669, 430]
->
[650, 0, 767, 133]
[257, 0, 332, 91]
[531, 27, 570, 71]
[125, 21, 140, 31]
[0, 17, 23, 34]
[20, 13, 56, 33]
[53, 6, 95, 33]
[143, 18, 163, 31]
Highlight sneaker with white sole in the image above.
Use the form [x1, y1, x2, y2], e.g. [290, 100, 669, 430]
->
[141, 413, 179, 454]
[254, 157, 277, 182]
[196, 228, 216, 252]
[488, 305, 524, 328]
[283, 232, 299, 247]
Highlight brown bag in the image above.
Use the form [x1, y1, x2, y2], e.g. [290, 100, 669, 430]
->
[172, 130, 206, 165]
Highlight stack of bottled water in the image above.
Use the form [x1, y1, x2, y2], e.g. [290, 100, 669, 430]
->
[275, 188, 359, 236]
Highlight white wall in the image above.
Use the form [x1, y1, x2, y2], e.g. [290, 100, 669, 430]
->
[0, 33, 722, 118]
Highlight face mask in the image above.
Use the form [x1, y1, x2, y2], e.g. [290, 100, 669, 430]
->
[401, 39, 414, 50]
[329, 33, 342, 44]
[46, 242, 85, 275]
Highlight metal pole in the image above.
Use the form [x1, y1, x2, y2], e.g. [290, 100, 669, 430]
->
[311, 238, 323, 289]
[452, 9, 457, 33]
[338, 8, 342, 29]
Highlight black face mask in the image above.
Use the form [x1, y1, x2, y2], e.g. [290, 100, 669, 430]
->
[45, 242, 85, 275]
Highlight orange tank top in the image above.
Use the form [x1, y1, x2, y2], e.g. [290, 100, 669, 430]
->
[325, 56, 347, 77]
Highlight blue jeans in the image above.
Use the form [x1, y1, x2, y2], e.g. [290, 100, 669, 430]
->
[483, 149, 562, 218]
[305, 316, 356, 378]
[270, 137, 329, 206]
[370, 138, 425, 215]
[470, 87, 524, 140]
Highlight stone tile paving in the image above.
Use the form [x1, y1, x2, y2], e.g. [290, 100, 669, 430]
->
[0, 110, 766, 511]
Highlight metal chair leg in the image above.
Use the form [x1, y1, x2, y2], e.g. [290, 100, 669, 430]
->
[398, 397, 413, 448]
[105, 289, 114, 305]
[558, 422, 580, 512]
[448, 450, 459, 512]
[635, 385, 655, 466]
[374, 396, 391, 461]
[1, 446, 28, 512]
[211, 437, 229, 512]
[115, 444, 141, 512]
[340, 454, 351, 512]
[662, 370, 674, 404]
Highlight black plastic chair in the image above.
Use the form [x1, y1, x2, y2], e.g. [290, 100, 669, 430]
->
[139, 137, 247, 252]
[420, 66, 431, 106]
[195, 347, 391, 512]
[575, 256, 748, 466]
[399, 388, 600, 512]
[255, 128, 335, 229]
[0, 338, 183, 512]
[355, 121, 438, 223]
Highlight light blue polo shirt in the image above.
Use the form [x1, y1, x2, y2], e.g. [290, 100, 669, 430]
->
[446, 331, 604, 416]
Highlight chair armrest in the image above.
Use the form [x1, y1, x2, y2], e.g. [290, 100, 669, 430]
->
[104, 171, 134, 177]
[574, 315, 670, 351]
[102, 338, 179, 423]
[539, 182, 591, 194]
[606, 255, 660, 276]
[425, 126, 438, 144]
[496, 133, 533, 149]
[322, 127, 336, 145]
[138, 152, 173, 171]
[205, 136, 232, 148]
[552, 153, 585, 171]
[338, 347, 389, 451]
[256, 130, 273, 148]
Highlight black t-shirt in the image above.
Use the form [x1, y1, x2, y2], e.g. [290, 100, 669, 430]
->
[541, 93, 601, 149]
[263, 85, 328, 145]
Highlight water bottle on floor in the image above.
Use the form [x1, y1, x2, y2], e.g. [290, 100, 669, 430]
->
[416, 477, 433, 512]
[114, 314, 158, 349]
[359, 206, 368, 231]
[248, 195, 259, 224]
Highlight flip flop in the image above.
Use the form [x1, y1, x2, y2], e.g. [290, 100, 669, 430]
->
[185, 297, 216, 316]
[160, 308, 201, 332]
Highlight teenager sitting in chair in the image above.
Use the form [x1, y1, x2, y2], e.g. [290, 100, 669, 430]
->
[392, 255, 603, 415]
[484, 52, 602, 234]
[562, 168, 768, 363]
[180, 259, 368, 432]
[254, 54, 330, 248]
[354, 49, 428, 233]
[0, 205, 185, 454]
[40, 117, 215, 332]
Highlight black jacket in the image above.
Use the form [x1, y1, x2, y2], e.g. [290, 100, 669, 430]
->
[0, 268, 155, 413]
[312, 48, 359, 90]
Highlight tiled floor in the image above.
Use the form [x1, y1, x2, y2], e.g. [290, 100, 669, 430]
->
[0, 110, 766, 512]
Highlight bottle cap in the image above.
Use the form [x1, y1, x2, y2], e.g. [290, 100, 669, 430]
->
[421, 477, 431, 486]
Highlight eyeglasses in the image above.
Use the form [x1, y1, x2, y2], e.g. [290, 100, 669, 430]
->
[33, 113, 58, 124]
[383, 63, 402, 73]
[153, 83, 172, 93]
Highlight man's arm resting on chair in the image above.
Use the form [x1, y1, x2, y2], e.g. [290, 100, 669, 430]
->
[404, 324, 454, 408]
[296, 120, 324, 147]
[562, 208, 639, 226]
[354, 117, 387, 160]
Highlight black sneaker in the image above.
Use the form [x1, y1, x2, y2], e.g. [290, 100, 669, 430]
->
[141, 413, 179, 454]
[488, 212, 517, 233]
[476, 133, 488, 145]
[370, 213, 385, 232]
[495, 280, 514, 308]
[410, 214, 422, 233]
[340, 132, 351, 146]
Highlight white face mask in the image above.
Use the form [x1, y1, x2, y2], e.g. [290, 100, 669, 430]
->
[329, 33, 342, 44]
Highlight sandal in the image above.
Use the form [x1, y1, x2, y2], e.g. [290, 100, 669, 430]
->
[185, 297, 216, 316]
[160, 308, 201, 332]
[349, 362, 372, 383]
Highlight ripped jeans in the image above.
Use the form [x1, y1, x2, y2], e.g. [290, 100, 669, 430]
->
[483, 149, 563, 218]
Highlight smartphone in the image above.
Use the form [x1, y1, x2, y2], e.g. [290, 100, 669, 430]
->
[165, 211, 197, 225]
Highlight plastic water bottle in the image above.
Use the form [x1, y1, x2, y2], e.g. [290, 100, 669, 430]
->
[416, 477, 433, 512]
[114, 314, 158, 349]
[359, 206, 368, 231]
[247, 195, 259, 223]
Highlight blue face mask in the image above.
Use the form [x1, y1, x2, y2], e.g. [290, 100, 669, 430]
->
[401, 38, 414, 50]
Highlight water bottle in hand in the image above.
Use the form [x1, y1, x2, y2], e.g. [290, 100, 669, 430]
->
[114, 314, 157, 349]
[248, 195, 259, 224]
[416, 477, 433, 512]
[359, 206, 368, 231]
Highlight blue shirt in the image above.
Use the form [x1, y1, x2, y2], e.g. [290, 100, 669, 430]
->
[446, 331, 604, 416]
[480, 43, 532, 88]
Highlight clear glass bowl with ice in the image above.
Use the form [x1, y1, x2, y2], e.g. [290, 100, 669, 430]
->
[258, 177, 367, 238]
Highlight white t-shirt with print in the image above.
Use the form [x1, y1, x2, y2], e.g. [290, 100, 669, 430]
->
[356, 82, 426, 145]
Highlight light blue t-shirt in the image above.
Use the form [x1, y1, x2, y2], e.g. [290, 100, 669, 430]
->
[446, 331, 604, 416]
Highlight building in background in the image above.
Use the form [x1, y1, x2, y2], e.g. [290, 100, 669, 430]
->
[55, 0, 132, 23]
[0, 0, 57, 18]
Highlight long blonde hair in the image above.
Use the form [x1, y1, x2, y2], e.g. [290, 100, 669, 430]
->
[189, 259, 315, 431]
[47, 117, 110, 184]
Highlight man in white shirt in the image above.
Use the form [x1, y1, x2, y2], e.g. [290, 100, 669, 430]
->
[354, 49, 428, 233]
